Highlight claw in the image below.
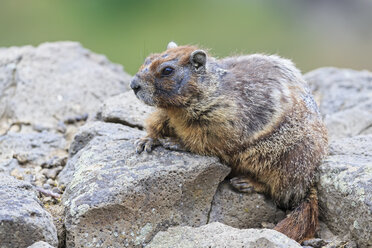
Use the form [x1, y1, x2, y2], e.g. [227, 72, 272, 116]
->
[134, 139, 142, 147]
[136, 146, 143, 154]
[144, 141, 153, 153]
[230, 177, 255, 193]
[134, 137, 159, 154]
[135, 138, 145, 153]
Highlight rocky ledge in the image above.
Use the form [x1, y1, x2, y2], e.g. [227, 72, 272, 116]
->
[0, 42, 371, 248]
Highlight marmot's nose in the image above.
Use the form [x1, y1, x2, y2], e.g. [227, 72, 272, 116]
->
[130, 77, 141, 94]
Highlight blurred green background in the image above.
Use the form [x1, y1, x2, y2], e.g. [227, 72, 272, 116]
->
[1, 0, 371, 75]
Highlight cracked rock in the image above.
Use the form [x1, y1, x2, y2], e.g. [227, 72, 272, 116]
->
[61, 121, 230, 247]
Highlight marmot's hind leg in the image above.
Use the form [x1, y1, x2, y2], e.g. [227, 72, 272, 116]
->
[230, 176, 267, 194]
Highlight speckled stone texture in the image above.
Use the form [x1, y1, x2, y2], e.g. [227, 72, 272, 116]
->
[0, 41, 130, 133]
[209, 181, 285, 228]
[0, 131, 67, 177]
[305, 67, 372, 140]
[318, 135, 372, 247]
[147, 222, 301, 248]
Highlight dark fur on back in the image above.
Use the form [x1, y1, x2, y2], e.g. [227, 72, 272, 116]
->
[131, 44, 328, 243]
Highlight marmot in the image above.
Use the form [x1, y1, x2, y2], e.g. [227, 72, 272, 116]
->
[130, 41, 328, 243]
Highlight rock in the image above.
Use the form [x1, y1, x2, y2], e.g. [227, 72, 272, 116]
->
[97, 91, 154, 129]
[321, 100, 372, 140]
[323, 240, 358, 248]
[0, 173, 58, 247]
[61, 121, 230, 247]
[0, 131, 67, 186]
[147, 222, 301, 248]
[0, 131, 66, 169]
[46, 179, 56, 186]
[209, 181, 285, 228]
[302, 238, 328, 248]
[58, 121, 146, 186]
[27, 241, 54, 248]
[0, 40, 132, 189]
[41, 156, 67, 169]
[0, 41, 130, 134]
[317, 221, 340, 243]
[304, 68, 372, 140]
[42, 166, 63, 180]
[318, 134, 372, 247]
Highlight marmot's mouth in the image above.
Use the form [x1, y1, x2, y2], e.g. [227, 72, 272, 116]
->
[132, 87, 140, 95]
[134, 90, 155, 107]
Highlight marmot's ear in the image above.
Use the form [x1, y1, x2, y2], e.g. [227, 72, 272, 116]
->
[167, 41, 178, 49]
[190, 50, 207, 69]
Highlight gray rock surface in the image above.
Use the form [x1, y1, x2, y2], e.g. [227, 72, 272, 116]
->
[0, 131, 67, 184]
[0, 41, 130, 134]
[97, 91, 154, 129]
[0, 173, 58, 248]
[209, 181, 285, 228]
[27, 241, 54, 248]
[61, 121, 230, 247]
[305, 67, 372, 140]
[318, 134, 372, 247]
[147, 222, 301, 248]
[0, 41, 131, 186]
[57, 121, 133, 186]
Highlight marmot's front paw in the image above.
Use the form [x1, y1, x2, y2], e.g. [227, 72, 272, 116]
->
[134, 137, 160, 154]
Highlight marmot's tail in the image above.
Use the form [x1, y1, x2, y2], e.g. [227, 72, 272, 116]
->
[274, 187, 318, 243]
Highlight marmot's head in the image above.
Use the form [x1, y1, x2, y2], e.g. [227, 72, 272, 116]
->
[130, 42, 208, 108]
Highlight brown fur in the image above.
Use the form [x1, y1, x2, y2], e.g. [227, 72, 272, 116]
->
[131, 43, 328, 243]
[274, 187, 318, 243]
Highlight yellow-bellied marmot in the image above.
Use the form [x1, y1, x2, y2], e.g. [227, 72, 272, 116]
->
[130, 41, 328, 243]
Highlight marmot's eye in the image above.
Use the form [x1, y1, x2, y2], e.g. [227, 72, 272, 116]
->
[161, 67, 174, 76]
